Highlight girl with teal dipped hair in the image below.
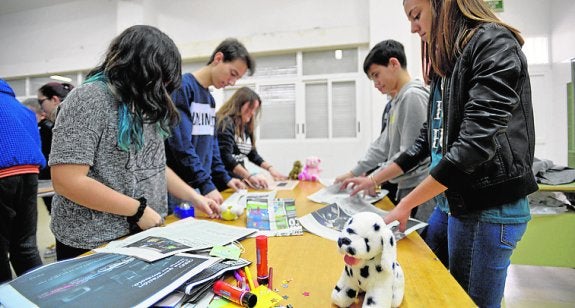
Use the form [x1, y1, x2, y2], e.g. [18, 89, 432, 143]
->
[49, 25, 220, 261]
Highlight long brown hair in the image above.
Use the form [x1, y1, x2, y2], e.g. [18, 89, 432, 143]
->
[216, 87, 261, 148]
[429, 0, 524, 77]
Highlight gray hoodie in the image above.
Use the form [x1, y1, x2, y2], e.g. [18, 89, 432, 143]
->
[351, 79, 429, 189]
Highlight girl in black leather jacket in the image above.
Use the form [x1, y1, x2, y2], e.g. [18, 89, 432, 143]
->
[342, 0, 536, 306]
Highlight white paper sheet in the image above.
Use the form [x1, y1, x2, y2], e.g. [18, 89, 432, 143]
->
[95, 218, 256, 262]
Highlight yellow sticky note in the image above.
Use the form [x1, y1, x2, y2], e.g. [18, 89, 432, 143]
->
[252, 285, 283, 308]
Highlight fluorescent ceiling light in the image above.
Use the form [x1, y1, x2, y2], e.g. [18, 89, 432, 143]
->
[334, 49, 343, 60]
[50, 75, 72, 82]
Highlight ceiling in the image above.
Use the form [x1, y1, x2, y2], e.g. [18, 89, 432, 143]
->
[0, 0, 80, 15]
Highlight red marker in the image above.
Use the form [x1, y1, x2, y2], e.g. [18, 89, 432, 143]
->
[213, 280, 257, 307]
[256, 235, 269, 285]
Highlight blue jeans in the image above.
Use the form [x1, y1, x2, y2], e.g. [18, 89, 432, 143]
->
[0, 174, 43, 283]
[423, 207, 527, 308]
[422, 206, 449, 267]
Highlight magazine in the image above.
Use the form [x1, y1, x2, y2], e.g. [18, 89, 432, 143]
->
[307, 183, 388, 205]
[179, 258, 251, 295]
[0, 253, 219, 308]
[95, 218, 256, 262]
[154, 258, 252, 307]
[298, 196, 427, 241]
[246, 197, 303, 237]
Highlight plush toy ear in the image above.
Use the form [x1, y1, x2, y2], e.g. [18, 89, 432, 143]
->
[380, 226, 396, 273]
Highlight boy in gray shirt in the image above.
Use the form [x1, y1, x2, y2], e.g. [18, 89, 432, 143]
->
[336, 40, 433, 222]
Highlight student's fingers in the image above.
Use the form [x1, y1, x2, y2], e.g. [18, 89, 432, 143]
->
[339, 179, 353, 191]
[273, 175, 287, 181]
[258, 181, 268, 190]
[384, 209, 400, 225]
[209, 199, 221, 216]
[383, 214, 395, 225]
[271, 171, 287, 180]
[200, 199, 220, 219]
[349, 186, 363, 196]
[247, 176, 266, 190]
[206, 190, 223, 205]
[350, 179, 371, 196]
[398, 217, 408, 233]
[245, 178, 257, 189]
[137, 207, 163, 230]
[235, 180, 248, 190]
[231, 179, 247, 190]
[385, 205, 409, 232]
[335, 172, 353, 184]
[367, 186, 377, 196]
[256, 176, 268, 189]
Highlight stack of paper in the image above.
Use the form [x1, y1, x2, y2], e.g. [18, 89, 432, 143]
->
[95, 217, 257, 262]
[307, 183, 388, 204]
[0, 253, 220, 308]
[0, 219, 262, 307]
[298, 196, 427, 242]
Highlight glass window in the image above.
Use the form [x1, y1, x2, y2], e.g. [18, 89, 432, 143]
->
[332, 81, 357, 138]
[223, 84, 256, 103]
[249, 54, 297, 79]
[5, 79, 26, 97]
[258, 84, 296, 139]
[305, 82, 329, 138]
[302, 48, 358, 75]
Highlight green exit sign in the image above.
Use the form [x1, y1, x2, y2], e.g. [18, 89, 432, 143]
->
[485, 0, 504, 12]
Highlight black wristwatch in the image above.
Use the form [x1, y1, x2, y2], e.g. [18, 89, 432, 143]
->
[127, 197, 147, 224]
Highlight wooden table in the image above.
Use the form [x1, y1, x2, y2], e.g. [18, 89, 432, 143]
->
[171, 181, 476, 307]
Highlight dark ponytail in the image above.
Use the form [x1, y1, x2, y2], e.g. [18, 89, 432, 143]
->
[38, 82, 74, 100]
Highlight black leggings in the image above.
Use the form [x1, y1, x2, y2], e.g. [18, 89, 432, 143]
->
[55, 240, 90, 261]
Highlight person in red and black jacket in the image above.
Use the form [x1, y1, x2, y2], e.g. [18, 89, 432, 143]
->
[0, 79, 45, 283]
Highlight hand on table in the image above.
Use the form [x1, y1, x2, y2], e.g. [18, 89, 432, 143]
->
[339, 176, 377, 197]
[245, 174, 269, 190]
[137, 207, 164, 230]
[227, 178, 247, 191]
[268, 168, 287, 181]
[192, 195, 221, 219]
[334, 171, 354, 184]
[206, 189, 224, 205]
[383, 201, 412, 232]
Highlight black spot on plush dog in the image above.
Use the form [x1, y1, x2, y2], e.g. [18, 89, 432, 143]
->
[332, 212, 404, 307]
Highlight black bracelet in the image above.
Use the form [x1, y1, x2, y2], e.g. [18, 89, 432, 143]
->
[127, 197, 147, 224]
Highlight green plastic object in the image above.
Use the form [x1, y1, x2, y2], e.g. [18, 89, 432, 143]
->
[511, 212, 575, 268]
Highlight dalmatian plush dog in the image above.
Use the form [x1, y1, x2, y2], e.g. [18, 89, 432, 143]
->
[332, 212, 404, 307]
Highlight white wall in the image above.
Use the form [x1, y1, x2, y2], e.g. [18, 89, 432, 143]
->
[0, 0, 117, 77]
[1, 0, 574, 176]
[500, 0, 575, 165]
[549, 0, 575, 165]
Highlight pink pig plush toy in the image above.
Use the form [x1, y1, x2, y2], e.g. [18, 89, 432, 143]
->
[298, 156, 322, 181]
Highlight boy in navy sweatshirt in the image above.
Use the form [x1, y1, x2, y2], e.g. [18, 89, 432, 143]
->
[166, 38, 255, 209]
